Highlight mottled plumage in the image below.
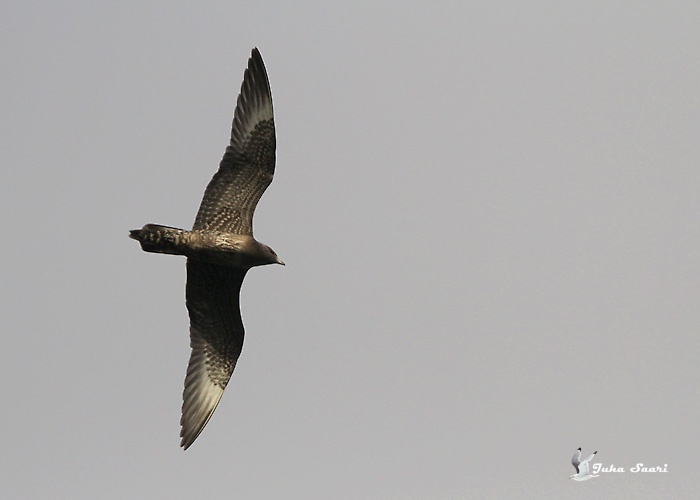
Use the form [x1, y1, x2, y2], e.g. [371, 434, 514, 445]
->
[194, 49, 276, 235]
[129, 48, 283, 450]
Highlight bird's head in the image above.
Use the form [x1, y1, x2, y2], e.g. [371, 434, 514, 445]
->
[264, 245, 284, 266]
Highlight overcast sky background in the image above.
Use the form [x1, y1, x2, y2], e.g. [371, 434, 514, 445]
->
[2, 1, 699, 499]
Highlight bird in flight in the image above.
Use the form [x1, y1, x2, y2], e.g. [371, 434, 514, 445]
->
[129, 48, 283, 449]
[569, 447, 599, 481]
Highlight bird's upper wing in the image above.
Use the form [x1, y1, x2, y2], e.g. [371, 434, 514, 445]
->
[578, 460, 590, 476]
[193, 48, 276, 235]
[180, 259, 247, 450]
[572, 448, 581, 472]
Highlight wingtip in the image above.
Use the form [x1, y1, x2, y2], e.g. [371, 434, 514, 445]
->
[179, 426, 193, 450]
[250, 47, 264, 65]
[179, 424, 201, 451]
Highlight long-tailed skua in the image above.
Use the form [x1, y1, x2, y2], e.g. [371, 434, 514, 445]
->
[129, 48, 282, 449]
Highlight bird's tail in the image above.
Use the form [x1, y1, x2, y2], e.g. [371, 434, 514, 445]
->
[129, 224, 189, 256]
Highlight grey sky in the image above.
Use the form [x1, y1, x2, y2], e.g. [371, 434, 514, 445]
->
[2, 1, 699, 498]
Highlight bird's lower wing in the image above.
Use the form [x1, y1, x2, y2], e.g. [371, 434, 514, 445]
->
[180, 259, 247, 450]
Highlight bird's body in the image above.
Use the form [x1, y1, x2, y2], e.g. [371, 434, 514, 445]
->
[129, 48, 282, 450]
[130, 224, 279, 268]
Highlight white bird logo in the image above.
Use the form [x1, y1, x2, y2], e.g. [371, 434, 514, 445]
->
[569, 447, 599, 481]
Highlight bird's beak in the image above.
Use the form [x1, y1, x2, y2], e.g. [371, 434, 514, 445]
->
[276, 258, 285, 266]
